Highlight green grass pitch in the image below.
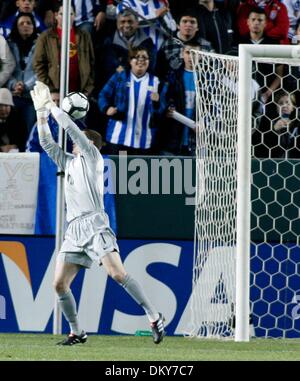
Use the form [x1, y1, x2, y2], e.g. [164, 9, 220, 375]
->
[0, 334, 300, 361]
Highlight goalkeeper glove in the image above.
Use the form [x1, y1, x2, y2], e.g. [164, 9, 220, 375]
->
[30, 81, 56, 115]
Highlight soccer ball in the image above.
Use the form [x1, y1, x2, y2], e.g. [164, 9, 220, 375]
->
[62, 92, 89, 120]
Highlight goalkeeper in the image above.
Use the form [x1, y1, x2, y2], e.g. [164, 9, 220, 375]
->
[30, 81, 165, 346]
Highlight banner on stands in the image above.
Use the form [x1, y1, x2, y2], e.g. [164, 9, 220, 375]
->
[0, 153, 39, 234]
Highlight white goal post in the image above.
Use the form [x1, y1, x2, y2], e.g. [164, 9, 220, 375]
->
[236, 45, 300, 342]
[189, 44, 300, 343]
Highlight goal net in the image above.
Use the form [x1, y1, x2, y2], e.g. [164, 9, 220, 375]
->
[189, 48, 300, 339]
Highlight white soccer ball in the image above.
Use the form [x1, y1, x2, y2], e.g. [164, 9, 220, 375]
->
[62, 92, 89, 120]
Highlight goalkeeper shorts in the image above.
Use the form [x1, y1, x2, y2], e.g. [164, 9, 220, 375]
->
[58, 228, 119, 269]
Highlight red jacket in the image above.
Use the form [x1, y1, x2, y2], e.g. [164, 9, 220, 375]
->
[236, 0, 289, 44]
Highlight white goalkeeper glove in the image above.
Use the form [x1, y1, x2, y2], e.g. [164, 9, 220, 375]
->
[30, 81, 56, 117]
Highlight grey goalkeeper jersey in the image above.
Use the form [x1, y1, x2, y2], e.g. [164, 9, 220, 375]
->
[40, 116, 104, 224]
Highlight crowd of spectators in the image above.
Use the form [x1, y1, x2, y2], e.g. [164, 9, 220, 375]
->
[0, 0, 299, 158]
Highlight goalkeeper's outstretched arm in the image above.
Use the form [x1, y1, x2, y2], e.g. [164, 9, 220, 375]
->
[49, 105, 97, 159]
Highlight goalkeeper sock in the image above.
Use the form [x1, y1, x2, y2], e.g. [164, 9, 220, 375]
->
[58, 290, 81, 336]
[121, 274, 159, 323]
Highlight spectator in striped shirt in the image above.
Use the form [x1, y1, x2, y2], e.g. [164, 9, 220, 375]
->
[71, 0, 107, 33]
[98, 46, 167, 154]
[116, 0, 177, 51]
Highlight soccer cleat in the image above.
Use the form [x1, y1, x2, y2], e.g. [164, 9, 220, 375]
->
[57, 331, 87, 346]
[150, 313, 165, 344]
